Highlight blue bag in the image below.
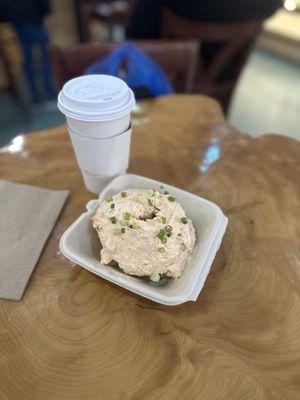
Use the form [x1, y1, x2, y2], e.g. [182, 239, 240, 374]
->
[84, 43, 174, 97]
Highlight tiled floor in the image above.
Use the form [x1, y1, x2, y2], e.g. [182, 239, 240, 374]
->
[229, 49, 300, 141]
[0, 49, 299, 147]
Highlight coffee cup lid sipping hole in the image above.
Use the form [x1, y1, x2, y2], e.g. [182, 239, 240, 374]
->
[57, 75, 135, 122]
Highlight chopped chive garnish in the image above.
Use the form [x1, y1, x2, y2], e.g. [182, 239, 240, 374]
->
[178, 233, 182, 237]
[120, 220, 126, 226]
[180, 217, 188, 224]
[121, 227, 125, 234]
[129, 224, 134, 229]
[157, 229, 165, 239]
[121, 192, 127, 198]
[157, 228, 169, 244]
[110, 203, 115, 209]
[168, 196, 175, 202]
[110, 216, 117, 224]
[181, 243, 186, 251]
[124, 212, 131, 220]
[158, 247, 165, 253]
[161, 216, 167, 224]
[165, 225, 172, 233]
[148, 199, 153, 206]
[132, 221, 139, 229]
[106, 195, 113, 202]
[166, 233, 172, 238]
[164, 191, 169, 195]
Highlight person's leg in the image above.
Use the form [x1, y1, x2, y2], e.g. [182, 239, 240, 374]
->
[37, 28, 56, 99]
[27, 24, 56, 100]
[15, 25, 40, 103]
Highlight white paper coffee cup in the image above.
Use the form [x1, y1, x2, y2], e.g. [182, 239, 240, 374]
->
[57, 75, 135, 193]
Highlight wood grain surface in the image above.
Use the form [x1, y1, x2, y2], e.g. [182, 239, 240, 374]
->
[0, 95, 300, 400]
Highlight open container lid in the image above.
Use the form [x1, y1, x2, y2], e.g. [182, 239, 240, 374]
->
[58, 75, 135, 121]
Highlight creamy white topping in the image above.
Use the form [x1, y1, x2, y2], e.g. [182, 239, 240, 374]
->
[92, 189, 196, 279]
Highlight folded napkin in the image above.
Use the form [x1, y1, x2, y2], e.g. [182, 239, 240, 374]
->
[0, 180, 69, 300]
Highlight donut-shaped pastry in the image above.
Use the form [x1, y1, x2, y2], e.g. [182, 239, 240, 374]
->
[92, 189, 196, 281]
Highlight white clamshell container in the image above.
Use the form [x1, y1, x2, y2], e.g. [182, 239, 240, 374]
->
[60, 174, 228, 306]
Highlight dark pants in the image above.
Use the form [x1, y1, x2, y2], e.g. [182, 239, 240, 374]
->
[14, 22, 55, 102]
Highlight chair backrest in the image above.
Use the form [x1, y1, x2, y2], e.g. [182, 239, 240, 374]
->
[48, 40, 199, 93]
[161, 8, 262, 111]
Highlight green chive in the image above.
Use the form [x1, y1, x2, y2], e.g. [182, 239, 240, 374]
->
[157, 229, 166, 239]
[180, 217, 188, 224]
[110, 216, 117, 224]
[158, 247, 165, 253]
[120, 220, 126, 226]
[121, 227, 125, 234]
[129, 224, 134, 229]
[178, 233, 182, 237]
[168, 196, 176, 202]
[121, 192, 127, 198]
[161, 216, 167, 224]
[132, 221, 139, 229]
[157, 228, 167, 244]
[164, 226, 172, 237]
[106, 195, 113, 202]
[110, 203, 115, 209]
[164, 191, 169, 195]
[124, 212, 131, 220]
[148, 199, 153, 206]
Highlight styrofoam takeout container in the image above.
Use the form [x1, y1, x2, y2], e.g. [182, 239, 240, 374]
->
[60, 174, 228, 306]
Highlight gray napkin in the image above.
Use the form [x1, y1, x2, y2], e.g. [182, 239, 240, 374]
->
[0, 180, 69, 300]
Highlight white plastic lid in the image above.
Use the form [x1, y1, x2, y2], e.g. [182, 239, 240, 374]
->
[57, 75, 135, 122]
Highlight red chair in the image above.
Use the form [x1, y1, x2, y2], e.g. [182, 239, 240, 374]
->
[48, 40, 199, 93]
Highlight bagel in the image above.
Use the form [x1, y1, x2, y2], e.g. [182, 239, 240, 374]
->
[92, 188, 196, 281]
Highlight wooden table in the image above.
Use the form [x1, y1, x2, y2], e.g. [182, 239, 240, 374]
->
[0, 95, 299, 400]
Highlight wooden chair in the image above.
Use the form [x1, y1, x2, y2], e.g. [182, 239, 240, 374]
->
[48, 40, 199, 93]
[161, 8, 262, 113]
[74, 0, 133, 42]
